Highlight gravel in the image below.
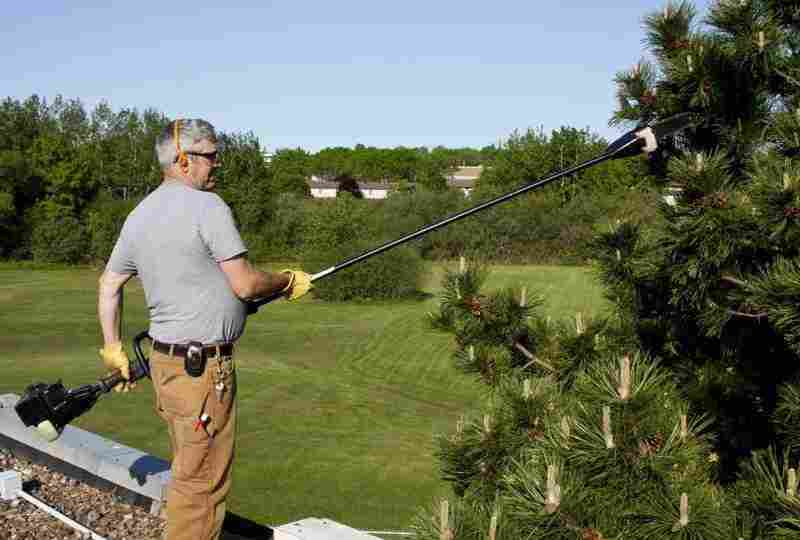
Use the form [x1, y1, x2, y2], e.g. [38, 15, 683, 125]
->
[0, 447, 165, 540]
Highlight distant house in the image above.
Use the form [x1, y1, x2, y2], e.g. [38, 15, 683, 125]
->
[356, 182, 394, 200]
[306, 176, 394, 200]
[446, 166, 483, 197]
[307, 176, 339, 198]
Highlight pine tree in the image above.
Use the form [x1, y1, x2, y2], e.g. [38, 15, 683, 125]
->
[415, 261, 735, 539]
[595, 0, 800, 535]
[413, 2, 800, 536]
[602, 0, 799, 466]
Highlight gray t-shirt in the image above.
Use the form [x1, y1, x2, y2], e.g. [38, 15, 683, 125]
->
[107, 181, 248, 344]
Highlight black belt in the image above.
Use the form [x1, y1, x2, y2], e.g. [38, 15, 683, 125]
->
[153, 340, 234, 359]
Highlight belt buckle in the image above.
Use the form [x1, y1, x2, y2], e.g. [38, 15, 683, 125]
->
[184, 341, 206, 378]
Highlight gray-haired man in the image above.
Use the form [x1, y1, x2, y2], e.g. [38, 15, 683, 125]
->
[98, 118, 311, 540]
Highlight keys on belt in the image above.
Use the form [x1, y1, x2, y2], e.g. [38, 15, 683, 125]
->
[214, 358, 234, 402]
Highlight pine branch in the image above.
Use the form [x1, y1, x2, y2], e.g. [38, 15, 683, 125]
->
[726, 308, 768, 320]
[720, 274, 750, 288]
[514, 341, 555, 372]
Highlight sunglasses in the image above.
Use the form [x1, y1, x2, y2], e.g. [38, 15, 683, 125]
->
[187, 151, 219, 163]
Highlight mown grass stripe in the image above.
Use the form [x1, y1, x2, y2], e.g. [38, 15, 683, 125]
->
[0, 264, 606, 529]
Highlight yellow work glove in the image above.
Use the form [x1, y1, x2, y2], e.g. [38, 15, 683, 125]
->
[281, 269, 313, 300]
[99, 342, 135, 393]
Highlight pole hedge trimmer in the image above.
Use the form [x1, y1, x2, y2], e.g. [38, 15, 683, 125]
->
[14, 113, 694, 442]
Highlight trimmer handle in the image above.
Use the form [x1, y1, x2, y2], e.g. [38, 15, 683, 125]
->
[130, 331, 152, 382]
[246, 291, 285, 314]
[98, 370, 129, 392]
[97, 332, 152, 391]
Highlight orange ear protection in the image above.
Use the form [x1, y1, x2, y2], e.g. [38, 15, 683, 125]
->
[174, 119, 189, 170]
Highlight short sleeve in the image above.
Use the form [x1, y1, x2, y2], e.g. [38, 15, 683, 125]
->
[199, 198, 248, 262]
[106, 220, 138, 275]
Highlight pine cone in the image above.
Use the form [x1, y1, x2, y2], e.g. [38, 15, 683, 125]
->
[581, 529, 604, 540]
[638, 432, 665, 457]
[464, 297, 483, 317]
[783, 207, 800, 219]
[480, 359, 496, 383]
[526, 428, 545, 441]
[737, 302, 766, 315]
[702, 192, 728, 209]
[478, 461, 496, 479]
[526, 418, 545, 441]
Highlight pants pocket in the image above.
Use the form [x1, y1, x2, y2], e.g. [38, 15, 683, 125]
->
[151, 354, 214, 482]
[172, 416, 212, 482]
[152, 359, 208, 419]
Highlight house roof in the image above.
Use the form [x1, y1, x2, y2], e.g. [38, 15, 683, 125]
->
[448, 178, 477, 189]
[448, 166, 483, 178]
[307, 179, 339, 189]
[357, 183, 394, 191]
[445, 165, 483, 188]
[306, 178, 394, 191]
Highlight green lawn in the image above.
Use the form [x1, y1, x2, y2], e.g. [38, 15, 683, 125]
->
[0, 262, 607, 530]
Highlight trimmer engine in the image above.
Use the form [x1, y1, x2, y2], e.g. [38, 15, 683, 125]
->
[14, 332, 152, 441]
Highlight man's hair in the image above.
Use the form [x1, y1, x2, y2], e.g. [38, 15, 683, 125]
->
[155, 118, 218, 170]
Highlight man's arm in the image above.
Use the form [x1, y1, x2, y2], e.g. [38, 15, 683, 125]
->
[220, 255, 291, 300]
[98, 270, 134, 345]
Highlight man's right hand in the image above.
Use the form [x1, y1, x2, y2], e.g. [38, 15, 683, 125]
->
[99, 342, 136, 393]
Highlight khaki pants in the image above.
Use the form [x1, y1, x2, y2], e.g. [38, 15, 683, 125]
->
[150, 347, 237, 540]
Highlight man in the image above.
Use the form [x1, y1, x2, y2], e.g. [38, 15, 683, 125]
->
[97, 118, 311, 540]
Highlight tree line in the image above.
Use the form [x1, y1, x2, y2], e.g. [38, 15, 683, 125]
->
[0, 94, 647, 265]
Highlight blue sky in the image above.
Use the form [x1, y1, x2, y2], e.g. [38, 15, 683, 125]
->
[3, 1, 714, 152]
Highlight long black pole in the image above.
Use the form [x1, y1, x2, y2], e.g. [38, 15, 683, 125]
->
[248, 112, 694, 311]
[312, 150, 615, 280]
[248, 142, 636, 311]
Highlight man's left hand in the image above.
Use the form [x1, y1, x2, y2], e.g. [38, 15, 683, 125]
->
[281, 270, 313, 300]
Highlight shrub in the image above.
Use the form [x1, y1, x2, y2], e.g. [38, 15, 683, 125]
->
[299, 193, 426, 301]
[377, 188, 469, 259]
[304, 237, 425, 301]
[301, 193, 372, 255]
[30, 203, 88, 263]
[245, 193, 308, 261]
[85, 195, 141, 262]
